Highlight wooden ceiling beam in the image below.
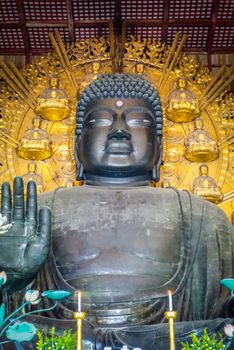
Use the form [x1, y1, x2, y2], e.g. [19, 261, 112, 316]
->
[0, 22, 20, 28]
[207, 0, 220, 69]
[0, 48, 25, 54]
[26, 21, 68, 28]
[124, 19, 217, 26]
[74, 20, 109, 27]
[66, 0, 75, 42]
[2, 19, 233, 30]
[115, 0, 122, 36]
[15, 0, 30, 63]
[162, 0, 169, 42]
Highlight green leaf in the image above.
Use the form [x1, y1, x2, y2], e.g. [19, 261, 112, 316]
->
[41, 290, 72, 300]
[0, 303, 5, 327]
[6, 321, 36, 342]
[220, 278, 234, 291]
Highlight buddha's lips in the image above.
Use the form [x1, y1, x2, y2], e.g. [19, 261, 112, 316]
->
[105, 140, 133, 154]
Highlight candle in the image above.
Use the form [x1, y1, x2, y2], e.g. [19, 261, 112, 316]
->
[78, 291, 81, 312]
[168, 290, 173, 311]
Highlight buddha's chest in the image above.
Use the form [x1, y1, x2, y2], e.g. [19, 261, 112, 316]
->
[51, 187, 182, 293]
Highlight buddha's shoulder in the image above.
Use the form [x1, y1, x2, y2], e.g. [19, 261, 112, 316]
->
[38, 186, 232, 229]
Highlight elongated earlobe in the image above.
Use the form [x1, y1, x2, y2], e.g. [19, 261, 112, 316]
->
[76, 162, 84, 181]
[75, 139, 84, 181]
[151, 139, 163, 182]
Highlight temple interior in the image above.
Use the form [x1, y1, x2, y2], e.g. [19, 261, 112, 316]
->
[0, 1, 233, 350]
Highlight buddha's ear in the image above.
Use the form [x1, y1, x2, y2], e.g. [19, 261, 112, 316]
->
[75, 137, 85, 181]
[151, 137, 163, 182]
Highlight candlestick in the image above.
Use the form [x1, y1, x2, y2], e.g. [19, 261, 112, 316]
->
[74, 311, 86, 350]
[78, 291, 81, 312]
[165, 311, 177, 350]
[168, 290, 173, 311]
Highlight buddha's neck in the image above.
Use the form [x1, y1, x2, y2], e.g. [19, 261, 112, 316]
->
[84, 174, 150, 187]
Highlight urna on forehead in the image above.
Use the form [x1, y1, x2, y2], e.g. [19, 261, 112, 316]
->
[76, 73, 163, 138]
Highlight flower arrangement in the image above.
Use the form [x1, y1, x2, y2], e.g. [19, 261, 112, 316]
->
[36, 327, 76, 350]
[0, 270, 72, 345]
[180, 329, 225, 350]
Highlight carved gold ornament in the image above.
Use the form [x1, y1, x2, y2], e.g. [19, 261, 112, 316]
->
[193, 164, 223, 204]
[36, 76, 70, 121]
[0, 32, 233, 222]
[184, 118, 219, 162]
[166, 77, 200, 122]
[17, 117, 52, 161]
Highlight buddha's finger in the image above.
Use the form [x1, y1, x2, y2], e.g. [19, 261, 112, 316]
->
[26, 181, 37, 227]
[38, 207, 51, 244]
[13, 177, 25, 222]
[1, 182, 12, 223]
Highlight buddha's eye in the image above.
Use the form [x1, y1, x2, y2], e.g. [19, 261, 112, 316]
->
[126, 114, 153, 127]
[86, 112, 113, 127]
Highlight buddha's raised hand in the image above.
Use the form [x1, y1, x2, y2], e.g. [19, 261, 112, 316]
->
[0, 177, 51, 293]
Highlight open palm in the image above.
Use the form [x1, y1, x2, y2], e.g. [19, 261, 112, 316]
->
[0, 177, 51, 293]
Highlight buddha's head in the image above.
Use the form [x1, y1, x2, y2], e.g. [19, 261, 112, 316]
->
[177, 77, 187, 90]
[194, 118, 203, 130]
[49, 76, 59, 88]
[32, 117, 42, 128]
[76, 74, 163, 186]
[28, 162, 37, 173]
[199, 164, 209, 176]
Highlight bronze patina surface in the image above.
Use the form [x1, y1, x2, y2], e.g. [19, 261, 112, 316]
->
[0, 74, 233, 350]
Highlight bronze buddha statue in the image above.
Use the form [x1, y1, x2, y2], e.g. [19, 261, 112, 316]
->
[0, 74, 233, 350]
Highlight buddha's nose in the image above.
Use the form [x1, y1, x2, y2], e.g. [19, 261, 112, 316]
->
[108, 128, 131, 141]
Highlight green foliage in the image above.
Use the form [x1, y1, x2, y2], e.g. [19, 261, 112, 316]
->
[180, 329, 225, 350]
[36, 327, 76, 350]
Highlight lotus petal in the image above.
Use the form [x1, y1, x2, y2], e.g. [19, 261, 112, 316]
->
[0, 271, 7, 286]
[224, 324, 234, 338]
[25, 290, 40, 304]
[220, 279, 234, 291]
[41, 290, 72, 300]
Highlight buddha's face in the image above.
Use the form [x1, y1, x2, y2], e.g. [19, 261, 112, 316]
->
[77, 98, 159, 182]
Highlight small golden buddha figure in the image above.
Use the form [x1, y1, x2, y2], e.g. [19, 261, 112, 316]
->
[185, 118, 219, 162]
[22, 162, 44, 193]
[65, 178, 74, 188]
[17, 117, 52, 161]
[161, 179, 171, 188]
[36, 76, 70, 121]
[79, 62, 101, 94]
[193, 164, 223, 204]
[166, 77, 200, 122]
[134, 63, 145, 75]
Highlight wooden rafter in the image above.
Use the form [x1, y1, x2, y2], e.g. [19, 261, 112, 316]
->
[15, 0, 30, 63]
[0, 1, 233, 60]
[66, 0, 75, 42]
[162, 0, 169, 42]
[207, 0, 220, 69]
